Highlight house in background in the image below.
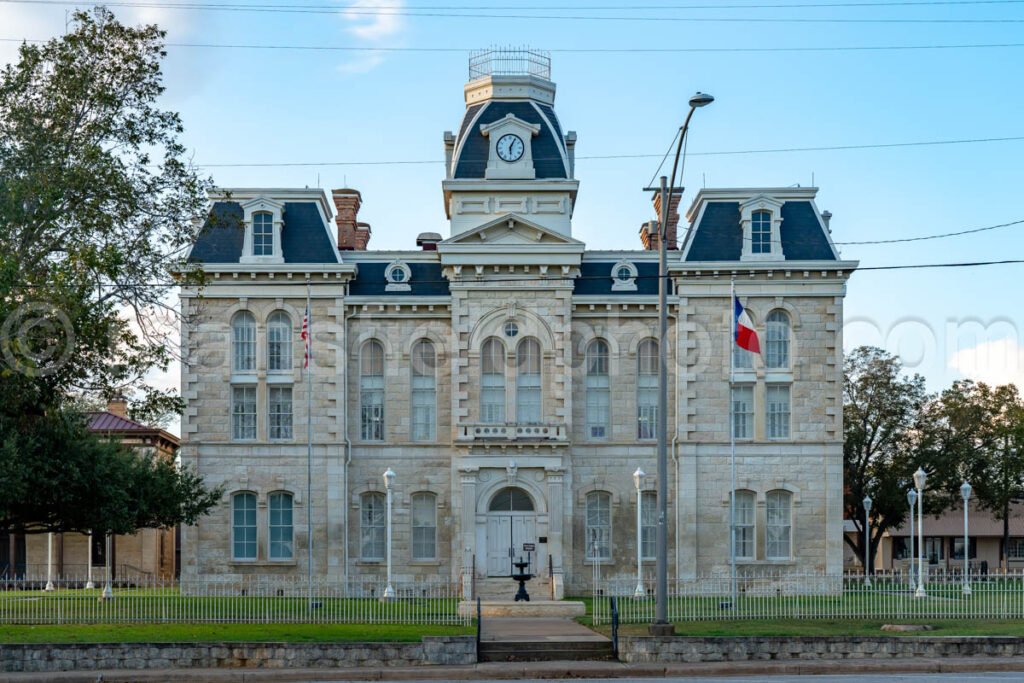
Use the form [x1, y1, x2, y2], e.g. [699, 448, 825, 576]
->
[12, 398, 180, 581]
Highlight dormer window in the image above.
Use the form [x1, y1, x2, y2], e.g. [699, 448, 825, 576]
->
[611, 260, 638, 292]
[739, 195, 785, 261]
[240, 196, 285, 264]
[751, 210, 772, 254]
[384, 261, 412, 291]
[253, 212, 274, 256]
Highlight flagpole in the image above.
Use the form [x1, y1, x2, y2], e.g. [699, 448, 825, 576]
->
[729, 277, 737, 609]
[306, 278, 313, 607]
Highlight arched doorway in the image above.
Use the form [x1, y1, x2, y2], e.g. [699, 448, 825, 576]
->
[486, 487, 537, 577]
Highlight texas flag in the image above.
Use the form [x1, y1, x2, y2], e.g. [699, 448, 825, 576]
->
[734, 296, 761, 354]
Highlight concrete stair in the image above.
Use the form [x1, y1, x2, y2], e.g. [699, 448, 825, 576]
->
[472, 576, 552, 601]
[478, 640, 615, 663]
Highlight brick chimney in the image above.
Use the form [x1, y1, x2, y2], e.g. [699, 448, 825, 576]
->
[107, 396, 128, 418]
[332, 189, 371, 250]
[647, 191, 681, 251]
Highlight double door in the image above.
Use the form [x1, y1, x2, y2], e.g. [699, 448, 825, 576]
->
[485, 513, 537, 577]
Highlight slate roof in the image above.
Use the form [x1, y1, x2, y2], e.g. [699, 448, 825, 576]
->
[453, 101, 568, 180]
[348, 262, 450, 297]
[188, 201, 338, 265]
[683, 200, 837, 262]
[574, 261, 665, 296]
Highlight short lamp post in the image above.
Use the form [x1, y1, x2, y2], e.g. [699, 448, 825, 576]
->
[862, 495, 873, 586]
[382, 467, 396, 601]
[633, 467, 646, 599]
[913, 468, 927, 598]
[906, 489, 917, 587]
[961, 481, 972, 596]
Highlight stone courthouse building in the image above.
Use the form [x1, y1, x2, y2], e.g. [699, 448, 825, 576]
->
[179, 52, 857, 596]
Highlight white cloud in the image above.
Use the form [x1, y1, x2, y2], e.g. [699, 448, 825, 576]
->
[948, 338, 1024, 389]
[336, 0, 405, 74]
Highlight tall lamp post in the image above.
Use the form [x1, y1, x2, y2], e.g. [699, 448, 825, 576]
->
[382, 467, 396, 601]
[633, 468, 646, 598]
[647, 91, 714, 634]
[961, 481, 972, 596]
[862, 495, 873, 586]
[913, 468, 927, 598]
[45, 532, 55, 591]
[906, 489, 917, 587]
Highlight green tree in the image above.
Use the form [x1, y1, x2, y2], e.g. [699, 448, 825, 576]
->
[843, 346, 930, 573]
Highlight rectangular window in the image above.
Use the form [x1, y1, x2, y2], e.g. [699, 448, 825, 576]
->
[1007, 538, 1024, 560]
[751, 210, 771, 254]
[734, 491, 755, 560]
[637, 377, 657, 440]
[640, 491, 656, 560]
[733, 344, 754, 370]
[91, 534, 106, 566]
[951, 537, 977, 560]
[411, 342, 436, 442]
[766, 384, 791, 439]
[231, 386, 257, 440]
[586, 383, 610, 439]
[585, 492, 612, 560]
[925, 536, 945, 562]
[268, 386, 293, 440]
[766, 491, 792, 560]
[411, 493, 437, 561]
[253, 213, 274, 256]
[516, 340, 542, 425]
[731, 385, 754, 439]
[360, 494, 386, 560]
[360, 378, 384, 441]
[232, 493, 257, 561]
[268, 492, 293, 561]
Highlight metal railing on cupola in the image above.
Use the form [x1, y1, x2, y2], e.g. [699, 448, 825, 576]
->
[468, 47, 551, 81]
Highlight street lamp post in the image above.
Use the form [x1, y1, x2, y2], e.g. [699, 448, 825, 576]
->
[961, 481, 972, 596]
[634, 468, 646, 598]
[648, 91, 714, 634]
[85, 531, 95, 589]
[913, 468, 927, 598]
[906, 489, 917, 587]
[862, 495, 873, 586]
[45, 532, 55, 591]
[101, 533, 113, 601]
[382, 467, 396, 601]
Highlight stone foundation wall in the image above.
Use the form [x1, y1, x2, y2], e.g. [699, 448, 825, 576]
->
[0, 637, 476, 673]
[619, 636, 1024, 663]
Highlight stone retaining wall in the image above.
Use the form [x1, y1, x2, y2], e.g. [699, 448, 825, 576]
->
[0, 637, 476, 673]
[619, 636, 1024, 663]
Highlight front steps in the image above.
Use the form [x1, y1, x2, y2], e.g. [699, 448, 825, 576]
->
[459, 599, 586, 618]
[471, 576, 553, 601]
[478, 640, 615, 663]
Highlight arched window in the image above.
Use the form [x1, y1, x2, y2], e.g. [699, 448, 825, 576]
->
[360, 341, 385, 441]
[585, 339, 610, 439]
[267, 311, 292, 371]
[585, 491, 611, 560]
[516, 338, 542, 425]
[411, 492, 437, 560]
[751, 210, 772, 254]
[765, 310, 790, 369]
[733, 490, 756, 560]
[268, 492, 293, 560]
[489, 487, 535, 512]
[411, 340, 436, 441]
[232, 311, 256, 372]
[637, 339, 658, 440]
[641, 490, 656, 560]
[481, 338, 506, 424]
[232, 492, 257, 561]
[253, 212, 274, 256]
[360, 492, 386, 560]
[766, 490, 793, 560]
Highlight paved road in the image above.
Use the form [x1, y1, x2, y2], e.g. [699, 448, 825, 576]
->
[333, 676, 1024, 683]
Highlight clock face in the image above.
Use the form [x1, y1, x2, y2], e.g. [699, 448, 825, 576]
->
[496, 134, 525, 162]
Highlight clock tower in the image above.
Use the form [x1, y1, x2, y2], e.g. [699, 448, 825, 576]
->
[442, 50, 579, 238]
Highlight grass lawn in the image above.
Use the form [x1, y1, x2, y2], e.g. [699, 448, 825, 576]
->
[592, 619, 1024, 638]
[0, 623, 475, 644]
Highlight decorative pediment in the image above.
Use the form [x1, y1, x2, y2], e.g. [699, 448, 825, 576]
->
[440, 213, 583, 248]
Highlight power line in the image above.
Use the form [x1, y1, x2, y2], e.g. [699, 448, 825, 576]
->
[5, 0, 1024, 22]
[835, 218, 1024, 245]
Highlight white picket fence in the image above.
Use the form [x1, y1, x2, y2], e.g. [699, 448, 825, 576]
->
[592, 571, 1024, 625]
[0, 574, 469, 625]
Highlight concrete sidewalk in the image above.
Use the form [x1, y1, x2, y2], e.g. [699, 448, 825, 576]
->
[4, 656, 1024, 682]
[480, 617, 609, 642]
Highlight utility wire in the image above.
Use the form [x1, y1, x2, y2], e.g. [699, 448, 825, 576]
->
[835, 218, 1024, 244]
[10, 0, 1024, 9]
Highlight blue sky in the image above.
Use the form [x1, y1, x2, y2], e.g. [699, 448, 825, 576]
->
[3, 0, 1024, 418]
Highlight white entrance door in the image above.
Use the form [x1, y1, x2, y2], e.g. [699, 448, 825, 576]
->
[486, 512, 536, 576]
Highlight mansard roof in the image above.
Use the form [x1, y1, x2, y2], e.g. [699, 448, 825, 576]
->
[452, 100, 569, 180]
[348, 259, 450, 297]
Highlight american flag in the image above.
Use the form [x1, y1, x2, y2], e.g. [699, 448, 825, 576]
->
[301, 303, 310, 369]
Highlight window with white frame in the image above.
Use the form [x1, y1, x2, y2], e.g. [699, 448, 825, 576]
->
[766, 384, 791, 439]
[641, 490, 656, 560]
[360, 492, 386, 560]
[481, 338, 506, 423]
[411, 492, 437, 561]
[232, 311, 256, 373]
[731, 385, 754, 439]
[751, 210, 772, 254]
[268, 491, 294, 561]
[766, 490, 792, 560]
[253, 212, 274, 257]
[385, 261, 412, 292]
[267, 311, 292, 371]
[516, 338, 542, 424]
[231, 386, 257, 440]
[611, 260, 638, 292]
[585, 339, 610, 439]
[637, 339, 658, 440]
[411, 340, 436, 441]
[585, 491, 612, 560]
[1008, 538, 1024, 559]
[952, 537, 977, 560]
[733, 490, 755, 560]
[925, 536, 945, 562]
[360, 341, 385, 441]
[268, 386, 293, 440]
[232, 492, 257, 561]
[765, 310, 790, 369]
